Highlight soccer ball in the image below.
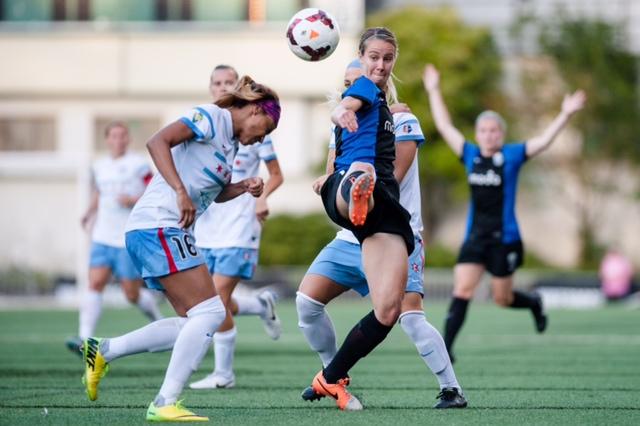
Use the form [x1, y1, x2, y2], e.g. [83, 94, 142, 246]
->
[286, 8, 340, 61]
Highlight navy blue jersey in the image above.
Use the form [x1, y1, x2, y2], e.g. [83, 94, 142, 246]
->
[460, 141, 527, 243]
[334, 76, 396, 184]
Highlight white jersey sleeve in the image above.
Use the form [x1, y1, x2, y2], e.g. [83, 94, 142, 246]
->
[179, 107, 215, 142]
[258, 136, 277, 163]
[394, 112, 425, 146]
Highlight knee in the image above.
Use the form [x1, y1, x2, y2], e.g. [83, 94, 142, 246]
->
[493, 292, 511, 307]
[296, 292, 324, 325]
[453, 286, 474, 300]
[375, 303, 401, 327]
[123, 288, 139, 304]
[88, 282, 105, 292]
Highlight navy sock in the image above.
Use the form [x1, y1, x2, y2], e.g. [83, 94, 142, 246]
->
[323, 310, 393, 383]
[444, 297, 469, 354]
[510, 290, 538, 310]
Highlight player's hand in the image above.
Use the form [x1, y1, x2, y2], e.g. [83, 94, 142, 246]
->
[176, 188, 196, 229]
[245, 177, 264, 198]
[336, 108, 359, 133]
[423, 64, 440, 92]
[256, 197, 269, 225]
[562, 90, 587, 116]
[390, 103, 412, 114]
[312, 174, 329, 195]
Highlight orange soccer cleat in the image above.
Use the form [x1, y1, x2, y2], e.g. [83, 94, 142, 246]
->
[311, 371, 362, 411]
[348, 172, 374, 226]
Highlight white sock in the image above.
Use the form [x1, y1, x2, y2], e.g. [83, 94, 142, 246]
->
[234, 295, 265, 316]
[213, 327, 237, 378]
[295, 291, 337, 367]
[100, 317, 187, 362]
[79, 290, 103, 339]
[136, 288, 164, 322]
[155, 296, 225, 407]
[399, 310, 461, 390]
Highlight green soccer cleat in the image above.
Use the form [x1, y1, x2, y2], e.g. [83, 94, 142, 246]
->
[81, 337, 109, 401]
[146, 400, 209, 422]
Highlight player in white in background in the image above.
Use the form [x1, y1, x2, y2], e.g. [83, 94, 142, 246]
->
[298, 59, 466, 409]
[78, 77, 281, 422]
[190, 65, 284, 390]
[66, 122, 163, 355]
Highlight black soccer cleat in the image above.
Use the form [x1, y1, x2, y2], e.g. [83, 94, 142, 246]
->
[532, 292, 548, 333]
[301, 386, 324, 402]
[434, 387, 467, 409]
[65, 336, 83, 358]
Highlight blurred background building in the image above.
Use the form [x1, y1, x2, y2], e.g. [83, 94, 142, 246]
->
[0, 0, 638, 294]
[0, 0, 364, 284]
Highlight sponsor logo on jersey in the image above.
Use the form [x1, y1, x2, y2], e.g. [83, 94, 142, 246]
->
[468, 169, 502, 186]
[384, 120, 394, 132]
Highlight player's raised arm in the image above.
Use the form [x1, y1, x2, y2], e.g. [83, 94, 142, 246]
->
[526, 90, 587, 158]
[423, 64, 465, 156]
[331, 96, 363, 132]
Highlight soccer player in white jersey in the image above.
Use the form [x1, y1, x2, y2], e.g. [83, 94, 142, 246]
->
[190, 65, 284, 390]
[66, 122, 163, 355]
[79, 77, 281, 422]
[297, 59, 467, 408]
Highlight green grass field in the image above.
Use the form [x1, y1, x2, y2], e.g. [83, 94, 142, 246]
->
[1, 300, 638, 425]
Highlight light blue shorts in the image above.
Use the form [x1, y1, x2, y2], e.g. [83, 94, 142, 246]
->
[125, 227, 205, 291]
[89, 242, 140, 281]
[199, 247, 258, 280]
[305, 235, 425, 297]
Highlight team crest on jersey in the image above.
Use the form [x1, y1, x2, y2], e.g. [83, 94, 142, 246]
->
[402, 123, 413, 133]
[192, 111, 204, 123]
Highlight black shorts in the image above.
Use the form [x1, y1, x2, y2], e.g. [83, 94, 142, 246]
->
[320, 171, 414, 254]
[457, 238, 524, 277]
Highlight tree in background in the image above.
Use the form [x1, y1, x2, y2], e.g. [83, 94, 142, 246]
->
[367, 7, 504, 243]
[536, 16, 640, 267]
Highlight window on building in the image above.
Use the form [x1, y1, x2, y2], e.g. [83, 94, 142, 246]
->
[191, 0, 246, 22]
[1, 0, 52, 21]
[266, 0, 300, 21]
[156, 0, 190, 21]
[0, 117, 56, 151]
[91, 0, 155, 21]
[0, 0, 303, 23]
[94, 117, 160, 153]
